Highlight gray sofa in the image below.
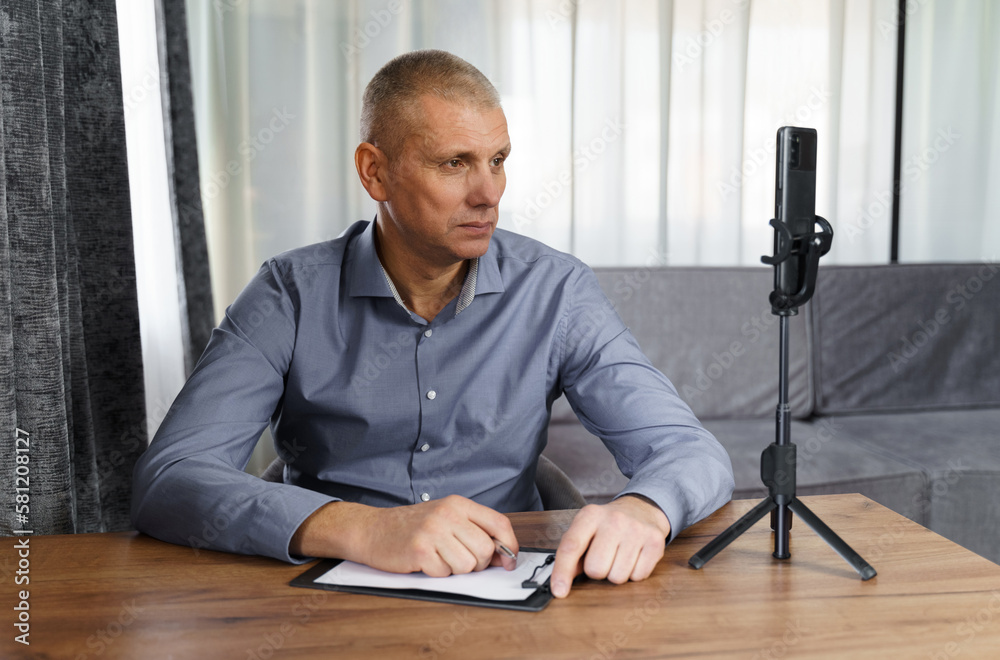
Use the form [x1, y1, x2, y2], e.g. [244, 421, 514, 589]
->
[542, 263, 1000, 564]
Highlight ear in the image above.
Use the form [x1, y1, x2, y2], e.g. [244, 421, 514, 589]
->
[355, 142, 390, 202]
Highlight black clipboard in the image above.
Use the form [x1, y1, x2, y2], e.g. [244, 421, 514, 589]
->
[290, 547, 556, 611]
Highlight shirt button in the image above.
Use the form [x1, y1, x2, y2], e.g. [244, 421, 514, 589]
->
[420, 443, 430, 452]
[426, 390, 436, 400]
[420, 493, 430, 502]
[424, 329, 433, 338]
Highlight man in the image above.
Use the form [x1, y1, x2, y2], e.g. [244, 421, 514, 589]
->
[132, 50, 733, 599]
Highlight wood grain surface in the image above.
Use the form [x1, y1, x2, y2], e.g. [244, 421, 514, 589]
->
[3, 494, 999, 659]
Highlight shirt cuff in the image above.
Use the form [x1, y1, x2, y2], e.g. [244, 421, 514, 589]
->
[249, 484, 342, 563]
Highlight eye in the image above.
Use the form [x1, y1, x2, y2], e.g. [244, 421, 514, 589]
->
[491, 155, 505, 167]
[446, 159, 462, 168]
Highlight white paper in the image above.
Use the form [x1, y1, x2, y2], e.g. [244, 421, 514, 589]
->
[315, 551, 555, 602]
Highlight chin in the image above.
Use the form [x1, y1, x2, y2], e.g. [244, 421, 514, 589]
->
[455, 239, 492, 260]
[451, 225, 494, 258]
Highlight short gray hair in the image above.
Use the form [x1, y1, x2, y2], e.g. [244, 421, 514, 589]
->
[360, 50, 501, 161]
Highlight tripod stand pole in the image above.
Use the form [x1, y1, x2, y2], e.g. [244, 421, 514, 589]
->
[688, 215, 876, 580]
[772, 314, 793, 560]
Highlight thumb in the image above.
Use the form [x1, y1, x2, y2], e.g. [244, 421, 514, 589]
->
[549, 549, 585, 598]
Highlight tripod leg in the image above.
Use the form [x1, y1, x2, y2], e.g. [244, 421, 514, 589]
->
[787, 498, 877, 580]
[689, 498, 777, 569]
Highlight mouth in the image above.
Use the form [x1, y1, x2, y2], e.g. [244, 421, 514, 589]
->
[457, 221, 494, 234]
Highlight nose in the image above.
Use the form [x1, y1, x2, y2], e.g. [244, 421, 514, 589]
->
[468, 165, 504, 209]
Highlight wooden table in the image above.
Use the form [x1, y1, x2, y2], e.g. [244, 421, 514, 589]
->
[3, 494, 1000, 659]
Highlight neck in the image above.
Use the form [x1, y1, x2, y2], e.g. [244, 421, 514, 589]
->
[374, 221, 468, 323]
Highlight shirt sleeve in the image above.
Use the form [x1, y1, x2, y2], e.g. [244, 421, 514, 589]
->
[557, 266, 735, 540]
[131, 260, 337, 563]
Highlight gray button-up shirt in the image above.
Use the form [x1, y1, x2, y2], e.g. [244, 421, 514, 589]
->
[131, 219, 734, 562]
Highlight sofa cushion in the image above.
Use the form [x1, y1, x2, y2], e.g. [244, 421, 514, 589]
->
[543, 416, 927, 526]
[811, 263, 1000, 414]
[551, 267, 813, 423]
[703, 418, 929, 526]
[832, 409, 1000, 564]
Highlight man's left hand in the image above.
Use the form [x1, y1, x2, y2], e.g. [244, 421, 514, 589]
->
[549, 495, 671, 598]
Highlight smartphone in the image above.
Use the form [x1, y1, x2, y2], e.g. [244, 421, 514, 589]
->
[773, 127, 817, 297]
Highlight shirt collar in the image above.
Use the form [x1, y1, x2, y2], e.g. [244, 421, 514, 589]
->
[346, 219, 395, 298]
[347, 217, 506, 307]
[476, 234, 505, 295]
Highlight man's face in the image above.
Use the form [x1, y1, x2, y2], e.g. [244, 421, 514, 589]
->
[379, 94, 510, 267]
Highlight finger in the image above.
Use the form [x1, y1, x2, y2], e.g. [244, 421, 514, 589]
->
[438, 496, 519, 572]
[493, 540, 518, 571]
[465, 502, 520, 558]
[551, 509, 599, 598]
[433, 535, 481, 576]
[451, 521, 500, 572]
[604, 540, 641, 585]
[485, 548, 517, 571]
[579, 529, 616, 581]
[629, 541, 665, 582]
[455, 498, 519, 571]
[407, 537, 460, 578]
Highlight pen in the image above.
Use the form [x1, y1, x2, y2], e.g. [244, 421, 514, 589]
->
[494, 539, 517, 561]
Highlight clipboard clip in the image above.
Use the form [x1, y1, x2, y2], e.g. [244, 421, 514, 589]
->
[521, 554, 555, 589]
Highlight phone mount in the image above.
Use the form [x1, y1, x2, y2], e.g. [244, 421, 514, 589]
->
[689, 215, 876, 580]
[762, 216, 833, 313]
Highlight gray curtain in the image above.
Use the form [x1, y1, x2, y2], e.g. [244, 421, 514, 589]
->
[156, 0, 214, 374]
[0, 0, 144, 535]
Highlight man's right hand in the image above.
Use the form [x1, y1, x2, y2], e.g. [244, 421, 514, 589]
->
[289, 494, 519, 576]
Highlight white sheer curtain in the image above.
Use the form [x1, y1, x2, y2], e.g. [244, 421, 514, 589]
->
[118, 0, 187, 437]
[899, 0, 1000, 262]
[186, 0, 902, 318]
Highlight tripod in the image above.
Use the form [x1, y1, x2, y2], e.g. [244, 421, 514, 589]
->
[688, 216, 876, 581]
